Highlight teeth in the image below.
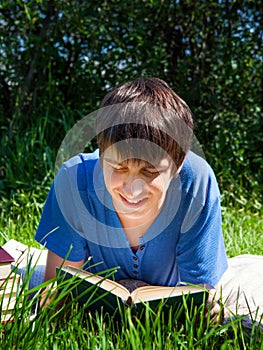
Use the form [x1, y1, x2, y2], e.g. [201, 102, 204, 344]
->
[126, 198, 143, 204]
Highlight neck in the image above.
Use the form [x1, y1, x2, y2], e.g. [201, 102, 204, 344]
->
[117, 209, 160, 250]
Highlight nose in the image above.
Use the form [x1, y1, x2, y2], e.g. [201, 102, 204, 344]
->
[123, 178, 145, 198]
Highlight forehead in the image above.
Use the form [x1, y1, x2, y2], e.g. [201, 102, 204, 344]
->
[103, 146, 171, 168]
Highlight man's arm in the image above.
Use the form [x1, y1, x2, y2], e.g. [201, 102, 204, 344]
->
[40, 250, 85, 308]
[44, 249, 85, 281]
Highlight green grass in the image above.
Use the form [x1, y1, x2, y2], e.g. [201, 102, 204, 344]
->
[0, 267, 262, 350]
[222, 206, 263, 257]
[0, 116, 262, 348]
[0, 188, 262, 349]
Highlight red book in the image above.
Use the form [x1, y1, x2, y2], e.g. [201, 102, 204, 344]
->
[0, 247, 15, 264]
[0, 247, 15, 279]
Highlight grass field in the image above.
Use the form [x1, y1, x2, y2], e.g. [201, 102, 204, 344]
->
[0, 119, 262, 349]
[0, 187, 262, 349]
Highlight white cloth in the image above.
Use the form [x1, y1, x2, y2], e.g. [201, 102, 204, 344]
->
[218, 254, 263, 327]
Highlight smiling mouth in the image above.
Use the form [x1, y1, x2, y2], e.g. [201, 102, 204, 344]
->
[119, 194, 147, 206]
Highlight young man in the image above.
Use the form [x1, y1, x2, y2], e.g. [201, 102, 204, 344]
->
[35, 77, 228, 320]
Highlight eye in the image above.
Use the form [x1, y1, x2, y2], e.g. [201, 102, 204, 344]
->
[111, 166, 128, 172]
[141, 169, 160, 177]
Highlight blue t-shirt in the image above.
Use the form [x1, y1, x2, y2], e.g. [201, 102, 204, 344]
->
[35, 149, 228, 287]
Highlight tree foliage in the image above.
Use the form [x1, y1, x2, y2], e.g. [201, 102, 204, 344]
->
[0, 0, 262, 206]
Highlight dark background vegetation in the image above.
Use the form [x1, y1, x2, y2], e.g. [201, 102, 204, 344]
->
[0, 0, 262, 209]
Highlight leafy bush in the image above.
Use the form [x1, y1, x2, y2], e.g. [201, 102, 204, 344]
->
[0, 0, 261, 208]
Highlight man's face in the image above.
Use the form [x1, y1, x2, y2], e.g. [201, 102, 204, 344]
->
[102, 146, 174, 226]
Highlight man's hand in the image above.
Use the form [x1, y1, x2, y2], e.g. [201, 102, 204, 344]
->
[40, 282, 58, 308]
[205, 285, 226, 324]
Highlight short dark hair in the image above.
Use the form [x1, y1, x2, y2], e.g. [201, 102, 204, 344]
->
[96, 77, 193, 174]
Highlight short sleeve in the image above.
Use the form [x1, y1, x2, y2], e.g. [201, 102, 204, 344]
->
[176, 170, 228, 287]
[35, 162, 88, 261]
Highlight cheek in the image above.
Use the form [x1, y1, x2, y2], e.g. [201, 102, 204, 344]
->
[150, 177, 166, 194]
[103, 168, 121, 191]
[151, 173, 171, 195]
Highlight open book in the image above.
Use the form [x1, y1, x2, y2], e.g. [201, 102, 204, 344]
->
[58, 265, 207, 314]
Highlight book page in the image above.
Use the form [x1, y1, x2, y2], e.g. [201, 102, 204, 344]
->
[63, 266, 131, 301]
[62, 266, 205, 306]
[0, 278, 21, 294]
[131, 285, 204, 304]
[117, 279, 150, 293]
